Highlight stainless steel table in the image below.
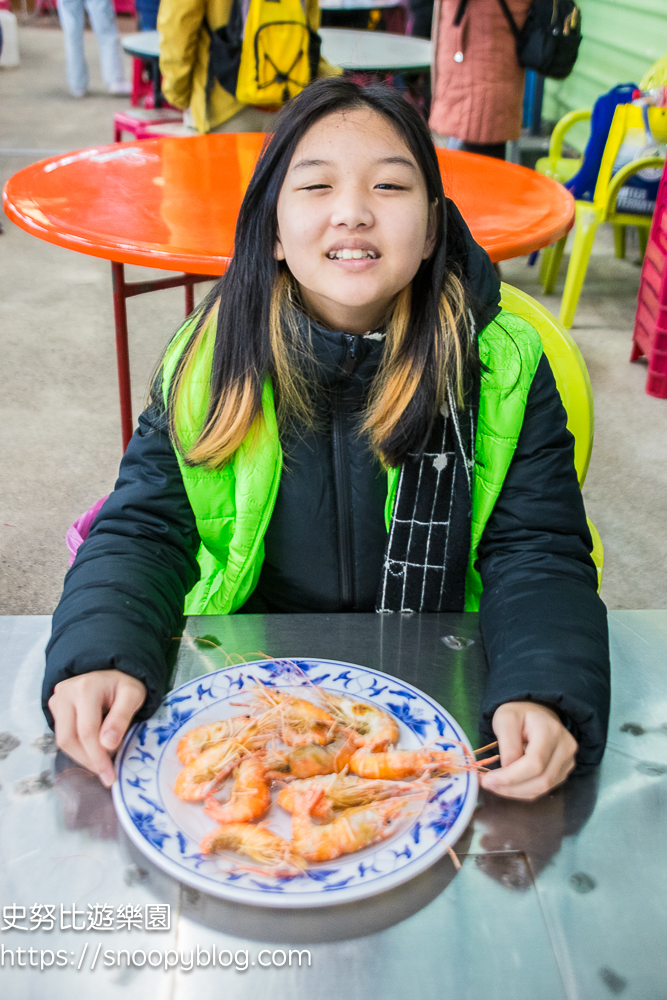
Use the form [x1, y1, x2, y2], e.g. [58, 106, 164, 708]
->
[1, 610, 666, 999]
[121, 28, 432, 75]
[319, 0, 404, 9]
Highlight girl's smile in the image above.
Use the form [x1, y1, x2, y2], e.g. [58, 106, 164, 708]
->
[275, 108, 435, 334]
[325, 238, 382, 277]
[326, 238, 381, 264]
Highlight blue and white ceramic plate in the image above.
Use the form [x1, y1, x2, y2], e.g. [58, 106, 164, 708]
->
[113, 659, 478, 908]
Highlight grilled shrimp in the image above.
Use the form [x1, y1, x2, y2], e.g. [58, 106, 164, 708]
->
[174, 739, 250, 802]
[177, 715, 254, 765]
[174, 709, 282, 800]
[200, 823, 305, 874]
[318, 692, 399, 751]
[181, 706, 281, 764]
[290, 788, 414, 862]
[277, 773, 425, 821]
[249, 688, 336, 746]
[264, 732, 358, 780]
[204, 756, 271, 824]
[349, 747, 497, 780]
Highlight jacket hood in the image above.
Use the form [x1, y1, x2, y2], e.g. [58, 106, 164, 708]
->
[446, 198, 502, 329]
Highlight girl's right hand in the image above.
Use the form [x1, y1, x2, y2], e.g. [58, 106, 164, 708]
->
[49, 670, 147, 788]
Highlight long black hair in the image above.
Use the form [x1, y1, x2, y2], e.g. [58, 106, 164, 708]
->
[165, 76, 476, 468]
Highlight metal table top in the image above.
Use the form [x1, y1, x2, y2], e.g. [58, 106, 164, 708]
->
[319, 0, 404, 10]
[121, 28, 432, 73]
[120, 30, 160, 59]
[0, 610, 666, 999]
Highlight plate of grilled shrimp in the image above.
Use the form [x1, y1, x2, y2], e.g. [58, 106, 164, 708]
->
[113, 658, 496, 907]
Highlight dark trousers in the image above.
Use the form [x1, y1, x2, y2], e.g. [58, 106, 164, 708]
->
[461, 141, 507, 160]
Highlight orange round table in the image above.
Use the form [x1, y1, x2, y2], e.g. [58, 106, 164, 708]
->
[3, 134, 574, 448]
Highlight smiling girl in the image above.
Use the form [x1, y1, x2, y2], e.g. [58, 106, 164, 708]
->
[43, 78, 609, 801]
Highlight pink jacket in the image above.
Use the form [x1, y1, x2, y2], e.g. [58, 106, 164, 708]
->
[429, 0, 532, 145]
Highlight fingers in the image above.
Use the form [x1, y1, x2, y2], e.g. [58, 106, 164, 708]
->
[491, 703, 526, 769]
[481, 702, 578, 801]
[483, 735, 575, 800]
[76, 696, 116, 787]
[50, 697, 80, 766]
[491, 707, 557, 783]
[50, 694, 115, 787]
[49, 671, 147, 789]
[100, 676, 147, 752]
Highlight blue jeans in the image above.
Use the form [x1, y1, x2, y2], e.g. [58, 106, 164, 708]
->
[135, 0, 160, 31]
[57, 0, 125, 93]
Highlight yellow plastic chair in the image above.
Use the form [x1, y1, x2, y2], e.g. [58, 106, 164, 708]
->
[639, 55, 667, 91]
[535, 109, 629, 280]
[535, 109, 588, 288]
[535, 108, 590, 185]
[500, 283, 604, 587]
[616, 56, 667, 259]
[539, 104, 667, 328]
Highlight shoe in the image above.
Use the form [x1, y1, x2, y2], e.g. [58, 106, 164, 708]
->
[109, 81, 132, 96]
[70, 89, 87, 98]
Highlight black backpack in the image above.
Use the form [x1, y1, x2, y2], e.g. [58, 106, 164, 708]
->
[453, 0, 582, 81]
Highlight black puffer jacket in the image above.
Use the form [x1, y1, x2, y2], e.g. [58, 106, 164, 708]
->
[43, 237, 610, 770]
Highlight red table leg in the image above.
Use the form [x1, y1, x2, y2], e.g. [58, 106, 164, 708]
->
[109, 263, 213, 452]
[185, 276, 195, 316]
[111, 262, 134, 453]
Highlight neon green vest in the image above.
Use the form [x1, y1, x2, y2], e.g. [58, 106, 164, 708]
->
[162, 311, 543, 615]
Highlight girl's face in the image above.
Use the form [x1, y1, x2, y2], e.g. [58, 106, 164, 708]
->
[275, 108, 436, 335]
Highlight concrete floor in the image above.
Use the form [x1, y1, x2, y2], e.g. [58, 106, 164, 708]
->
[1, 26, 666, 615]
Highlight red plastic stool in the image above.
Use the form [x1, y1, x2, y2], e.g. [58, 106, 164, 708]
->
[131, 57, 153, 108]
[142, 121, 195, 138]
[632, 165, 667, 399]
[113, 107, 184, 142]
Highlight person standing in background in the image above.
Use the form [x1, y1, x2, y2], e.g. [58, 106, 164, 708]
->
[57, 0, 130, 97]
[430, 0, 531, 158]
[135, 0, 160, 31]
[410, 0, 434, 39]
[158, 0, 334, 135]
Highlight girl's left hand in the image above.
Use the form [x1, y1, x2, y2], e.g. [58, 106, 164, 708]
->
[480, 701, 578, 801]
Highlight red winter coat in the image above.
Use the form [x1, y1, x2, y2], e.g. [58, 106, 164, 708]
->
[429, 0, 532, 145]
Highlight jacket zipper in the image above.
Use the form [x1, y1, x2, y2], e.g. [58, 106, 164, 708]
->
[333, 334, 358, 611]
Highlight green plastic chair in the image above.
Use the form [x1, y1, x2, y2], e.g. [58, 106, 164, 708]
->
[500, 283, 603, 588]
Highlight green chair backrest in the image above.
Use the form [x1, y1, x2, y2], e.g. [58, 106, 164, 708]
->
[500, 284, 603, 586]
[500, 283, 593, 485]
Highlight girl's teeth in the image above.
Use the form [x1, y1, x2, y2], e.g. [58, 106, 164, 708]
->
[329, 249, 378, 260]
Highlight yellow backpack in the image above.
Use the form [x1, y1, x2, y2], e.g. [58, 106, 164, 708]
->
[206, 0, 321, 108]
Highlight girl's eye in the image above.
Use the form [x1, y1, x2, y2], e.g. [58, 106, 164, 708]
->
[302, 184, 331, 191]
[375, 183, 406, 191]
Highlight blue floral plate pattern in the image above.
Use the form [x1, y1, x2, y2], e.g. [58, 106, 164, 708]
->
[113, 659, 478, 908]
